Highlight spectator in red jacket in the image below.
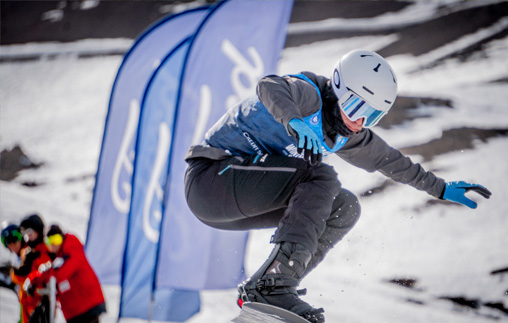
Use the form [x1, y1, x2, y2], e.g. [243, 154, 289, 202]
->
[33, 225, 106, 323]
[18, 214, 53, 323]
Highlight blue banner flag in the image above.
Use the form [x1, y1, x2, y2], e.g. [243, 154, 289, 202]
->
[85, 7, 209, 285]
[119, 39, 200, 320]
[156, 0, 294, 293]
[87, 0, 293, 321]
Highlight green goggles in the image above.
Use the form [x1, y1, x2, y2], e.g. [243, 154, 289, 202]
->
[1, 230, 23, 247]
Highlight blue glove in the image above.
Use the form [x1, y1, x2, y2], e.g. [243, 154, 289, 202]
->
[288, 118, 322, 165]
[442, 181, 491, 209]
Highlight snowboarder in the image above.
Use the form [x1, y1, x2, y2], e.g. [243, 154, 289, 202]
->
[184, 49, 491, 323]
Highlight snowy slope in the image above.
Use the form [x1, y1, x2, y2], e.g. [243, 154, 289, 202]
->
[1, 1, 507, 322]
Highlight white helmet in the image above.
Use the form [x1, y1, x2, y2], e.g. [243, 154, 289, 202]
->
[331, 49, 397, 127]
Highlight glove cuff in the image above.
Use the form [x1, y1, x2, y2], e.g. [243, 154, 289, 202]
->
[439, 185, 446, 199]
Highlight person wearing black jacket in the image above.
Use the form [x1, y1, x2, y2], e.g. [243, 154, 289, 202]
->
[2, 215, 53, 323]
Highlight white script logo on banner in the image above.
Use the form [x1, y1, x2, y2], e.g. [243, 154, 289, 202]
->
[143, 123, 171, 243]
[191, 38, 264, 146]
[222, 39, 263, 109]
[111, 100, 139, 214]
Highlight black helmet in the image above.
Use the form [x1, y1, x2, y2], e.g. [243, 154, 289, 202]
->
[46, 224, 63, 237]
[20, 214, 45, 247]
[20, 214, 45, 234]
[1, 224, 23, 248]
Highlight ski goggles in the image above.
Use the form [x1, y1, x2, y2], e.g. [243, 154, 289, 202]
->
[44, 234, 63, 247]
[21, 228, 35, 236]
[338, 90, 385, 128]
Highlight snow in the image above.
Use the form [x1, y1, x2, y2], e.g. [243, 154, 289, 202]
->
[1, 2, 508, 322]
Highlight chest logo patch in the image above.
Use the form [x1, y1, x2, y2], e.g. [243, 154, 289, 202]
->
[310, 115, 319, 125]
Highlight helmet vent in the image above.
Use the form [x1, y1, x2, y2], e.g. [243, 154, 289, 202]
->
[362, 86, 374, 95]
[385, 100, 392, 104]
[373, 64, 381, 72]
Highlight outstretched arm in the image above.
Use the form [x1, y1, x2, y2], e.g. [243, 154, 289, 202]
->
[337, 129, 492, 207]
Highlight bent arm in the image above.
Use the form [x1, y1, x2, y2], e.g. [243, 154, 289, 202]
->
[256, 74, 322, 131]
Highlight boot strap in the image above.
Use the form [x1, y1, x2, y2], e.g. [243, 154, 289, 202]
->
[256, 274, 299, 289]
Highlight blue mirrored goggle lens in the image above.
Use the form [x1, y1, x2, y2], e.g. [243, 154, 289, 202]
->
[339, 92, 385, 128]
[363, 106, 385, 127]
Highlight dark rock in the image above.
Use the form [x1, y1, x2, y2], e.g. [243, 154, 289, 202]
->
[21, 181, 43, 188]
[377, 2, 508, 57]
[439, 295, 508, 317]
[484, 302, 508, 315]
[285, 1, 410, 47]
[406, 298, 425, 306]
[0, 145, 42, 181]
[400, 128, 508, 162]
[1, 0, 170, 45]
[387, 278, 419, 290]
[378, 96, 453, 129]
[1, 0, 411, 46]
[290, 1, 410, 22]
[491, 77, 508, 84]
[439, 296, 481, 309]
[490, 267, 508, 287]
[490, 267, 508, 276]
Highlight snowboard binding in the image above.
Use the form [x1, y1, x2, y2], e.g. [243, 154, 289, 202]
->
[236, 242, 325, 323]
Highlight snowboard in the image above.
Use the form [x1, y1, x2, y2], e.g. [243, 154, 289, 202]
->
[232, 302, 311, 323]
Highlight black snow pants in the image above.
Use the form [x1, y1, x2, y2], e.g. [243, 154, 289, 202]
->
[185, 154, 360, 272]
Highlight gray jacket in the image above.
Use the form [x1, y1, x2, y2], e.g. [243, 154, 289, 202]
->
[186, 72, 445, 198]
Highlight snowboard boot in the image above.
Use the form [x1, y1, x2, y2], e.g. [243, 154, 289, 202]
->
[237, 242, 325, 323]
